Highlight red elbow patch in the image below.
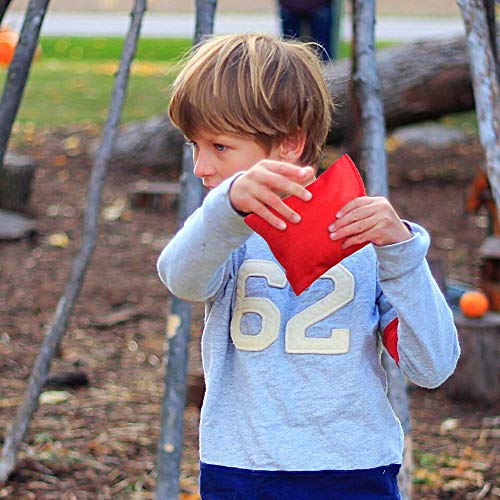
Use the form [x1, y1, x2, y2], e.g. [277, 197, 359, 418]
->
[383, 317, 399, 364]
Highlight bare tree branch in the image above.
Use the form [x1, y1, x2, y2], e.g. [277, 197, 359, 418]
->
[458, 0, 500, 220]
[155, 1, 217, 498]
[194, 0, 217, 45]
[0, 0, 50, 170]
[0, 0, 13, 25]
[351, 1, 412, 498]
[351, 0, 388, 195]
[0, 0, 147, 484]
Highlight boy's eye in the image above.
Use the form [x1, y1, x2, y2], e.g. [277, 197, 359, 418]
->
[214, 143, 227, 152]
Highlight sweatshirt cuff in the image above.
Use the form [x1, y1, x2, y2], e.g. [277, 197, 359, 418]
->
[203, 173, 254, 238]
[374, 221, 430, 280]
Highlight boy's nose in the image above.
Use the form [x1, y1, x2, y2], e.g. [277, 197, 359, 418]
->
[193, 154, 214, 179]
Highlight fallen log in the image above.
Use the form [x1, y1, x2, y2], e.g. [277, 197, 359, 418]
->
[325, 35, 475, 145]
[109, 33, 481, 171]
[0, 209, 37, 240]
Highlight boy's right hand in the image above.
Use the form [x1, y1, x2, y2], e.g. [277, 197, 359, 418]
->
[229, 161, 315, 230]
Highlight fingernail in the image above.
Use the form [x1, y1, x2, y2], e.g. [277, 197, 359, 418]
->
[304, 191, 312, 201]
[328, 224, 335, 231]
[293, 214, 301, 223]
[279, 221, 287, 230]
[329, 232, 336, 239]
[336, 211, 342, 218]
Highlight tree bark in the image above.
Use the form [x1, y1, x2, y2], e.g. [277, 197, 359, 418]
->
[0, 152, 36, 212]
[351, 1, 412, 498]
[443, 312, 499, 405]
[0, 0, 50, 170]
[155, 1, 216, 499]
[109, 33, 479, 171]
[0, 0, 147, 484]
[0, 0, 13, 25]
[482, 0, 498, 82]
[458, 1, 500, 222]
[351, 0, 388, 196]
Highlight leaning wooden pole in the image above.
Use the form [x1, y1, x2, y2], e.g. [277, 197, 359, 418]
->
[458, 0, 500, 219]
[0, 0, 49, 170]
[0, 0, 13, 25]
[155, 1, 217, 498]
[0, 0, 147, 484]
[351, 1, 412, 498]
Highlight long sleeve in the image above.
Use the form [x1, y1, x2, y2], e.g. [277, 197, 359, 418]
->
[157, 174, 253, 302]
[374, 222, 460, 388]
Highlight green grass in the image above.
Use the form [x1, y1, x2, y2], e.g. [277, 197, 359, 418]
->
[0, 59, 176, 127]
[37, 36, 364, 63]
[0, 36, 468, 130]
[39, 36, 193, 62]
[0, 36, 193, 128]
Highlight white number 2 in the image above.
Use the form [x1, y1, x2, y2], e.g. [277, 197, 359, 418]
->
[230, 260, 354, 354]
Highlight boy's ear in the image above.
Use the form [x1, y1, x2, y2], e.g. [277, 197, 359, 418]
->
[278, 130, 306, 163]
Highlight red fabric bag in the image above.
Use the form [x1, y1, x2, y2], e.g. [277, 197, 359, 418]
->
[244, 154, 368, 295]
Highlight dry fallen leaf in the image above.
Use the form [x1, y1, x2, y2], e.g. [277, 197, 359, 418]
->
[102, 196, 129, 222]
[39, 391, 70, 405]
[46, 232, 70, 248]
[440, 417, 459, 435]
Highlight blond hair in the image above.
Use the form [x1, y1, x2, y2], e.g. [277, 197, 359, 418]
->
[168, 33, 333, 166]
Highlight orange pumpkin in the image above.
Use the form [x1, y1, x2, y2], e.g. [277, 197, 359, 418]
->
[0, 25, 19, 66]
[459, 290, 490, 319]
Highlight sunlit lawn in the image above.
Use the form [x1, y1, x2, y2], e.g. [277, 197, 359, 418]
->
[0, 59, 177, 127]
[0, 36, 475, 132]
[0, 37, 192, 129]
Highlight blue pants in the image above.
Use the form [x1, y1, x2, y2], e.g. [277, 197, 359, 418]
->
[279, 4, 333, 61]
[200, 462, 401, 499]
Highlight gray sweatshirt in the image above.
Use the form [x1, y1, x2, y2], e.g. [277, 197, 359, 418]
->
[157, 174, 460, 471]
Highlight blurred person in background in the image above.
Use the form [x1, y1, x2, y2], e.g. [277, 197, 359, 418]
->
[277, 0, 342, 61]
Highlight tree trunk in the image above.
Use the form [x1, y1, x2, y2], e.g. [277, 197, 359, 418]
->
[458, 1, 500, 222]
[351, 1, 412, 497]
[443, 312, 499, 405]
[109, 33, 479, 171]
[0, 0, 13, 25]
[155, 1, 216, 499]
[0, 0, 50, 170]
[482, 0, 498, 82]
[0, 0, 147, 484]
[0, 152, 36, 212]
[105, 115, 184, 175]
[351, 0, 388, 196]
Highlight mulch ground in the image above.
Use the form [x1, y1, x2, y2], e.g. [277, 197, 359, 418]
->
[0, 126, 498, 499]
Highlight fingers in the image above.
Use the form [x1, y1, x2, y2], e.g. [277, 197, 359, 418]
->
[329, 197, 377, 232]
[243, 190, 302, 231]
[230, 161, 315, 231]
[258, 161, 315, 200]
[329, 196, 411, 247]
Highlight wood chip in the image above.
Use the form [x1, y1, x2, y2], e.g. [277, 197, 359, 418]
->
[91, 306, 144, 328]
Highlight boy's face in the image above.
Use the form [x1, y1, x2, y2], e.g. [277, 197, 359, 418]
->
[187, 132, 281, 189]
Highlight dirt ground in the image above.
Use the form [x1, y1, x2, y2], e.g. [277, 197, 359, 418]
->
[0, 126, 498, 499]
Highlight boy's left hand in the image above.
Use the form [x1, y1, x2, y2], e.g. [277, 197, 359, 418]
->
[328, 196, 411, 248]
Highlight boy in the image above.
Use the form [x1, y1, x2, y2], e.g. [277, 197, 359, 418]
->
[157, 33, 459, 499]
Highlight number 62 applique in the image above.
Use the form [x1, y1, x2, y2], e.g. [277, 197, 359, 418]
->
[230, 260, 355, 354]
